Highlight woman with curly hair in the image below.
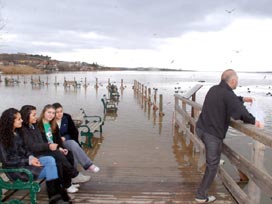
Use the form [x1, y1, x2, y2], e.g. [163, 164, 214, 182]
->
[0, 108, 69, 204]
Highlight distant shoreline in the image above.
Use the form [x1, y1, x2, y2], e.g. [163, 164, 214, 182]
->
[1, 65, 271, 75]
[0, 65, 44, 75]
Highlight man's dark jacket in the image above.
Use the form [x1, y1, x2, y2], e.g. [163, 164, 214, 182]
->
[196, 80, 255, 139]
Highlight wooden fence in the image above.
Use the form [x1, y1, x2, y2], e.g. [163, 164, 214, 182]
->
[174, 84, 272, 204]
[133, 80, 164, 116]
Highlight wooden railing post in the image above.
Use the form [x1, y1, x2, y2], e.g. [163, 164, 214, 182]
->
[144, 86, 147, 99]
[133, 80, 137, 91]
[248, 141, 266, 204]
[121, 79, 123, 89]
[84, 77, 87, 88]
[54, 76, 57, 86]
[95, 77, 98, 88]
[159, 94, 164, 116]
[190, 93, 196, 133]
[148, 88, 151, 105]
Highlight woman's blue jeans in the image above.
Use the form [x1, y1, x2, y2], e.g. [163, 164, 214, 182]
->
[38, 156, 58, 181]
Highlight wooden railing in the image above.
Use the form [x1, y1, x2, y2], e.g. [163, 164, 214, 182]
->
[174, 85, 272, 204]
[133, 80, 164, 116]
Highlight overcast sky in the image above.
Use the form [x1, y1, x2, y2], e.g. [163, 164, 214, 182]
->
[1, 0, 272, 71]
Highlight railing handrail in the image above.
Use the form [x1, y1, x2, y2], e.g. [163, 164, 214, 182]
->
[175, 94, 272, 148]
[230, 120, 272, 148]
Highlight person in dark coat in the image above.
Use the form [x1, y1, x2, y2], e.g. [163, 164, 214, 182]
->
[52, 103, 100, 173]
[195, 69, 263, 203]
[0, 108, 69, 204]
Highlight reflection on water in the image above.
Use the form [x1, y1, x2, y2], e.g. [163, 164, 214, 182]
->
[83, 136, 104, 161]
[2, 70, 271, 118]
[172, 127, 196, 168]
[103, 112, 118, 121]
[133, 85, 207, 171]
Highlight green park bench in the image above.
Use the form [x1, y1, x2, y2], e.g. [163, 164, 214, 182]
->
[0, 163, 41, 204]
[77, 108, 104, 148]
[108, 84, 120, 101]
[110, 92, 120, 101]
[101, 98, 118, 113]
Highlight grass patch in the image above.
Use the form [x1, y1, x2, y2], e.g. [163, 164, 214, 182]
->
[0, 65, 44, 74]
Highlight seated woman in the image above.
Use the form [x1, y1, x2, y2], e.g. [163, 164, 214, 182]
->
[20, 105, 86, 194]
[37, 104, 91, 185]
[52, 103, 100, 173]
[0, 108, 70, 204]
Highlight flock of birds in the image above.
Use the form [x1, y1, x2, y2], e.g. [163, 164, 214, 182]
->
[174, 86, 185, 94]
[173, 82, 272, 97]
[246, 85, 272, 96]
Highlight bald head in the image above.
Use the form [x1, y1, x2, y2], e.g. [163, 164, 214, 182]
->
[221, 69, 238, 89]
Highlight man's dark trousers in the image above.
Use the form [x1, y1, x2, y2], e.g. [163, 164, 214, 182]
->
[196, 127, 223, 199]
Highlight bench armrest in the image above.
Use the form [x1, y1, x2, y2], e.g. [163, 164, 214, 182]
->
[0, 167, 41, 204]
[78, 124, 90, 131]
[0, 168, 34, 183]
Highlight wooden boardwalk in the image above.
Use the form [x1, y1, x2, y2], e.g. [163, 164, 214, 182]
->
[11, 93, 236, 204]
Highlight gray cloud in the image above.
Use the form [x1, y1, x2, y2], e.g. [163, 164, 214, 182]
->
[1, 0, 272, 53]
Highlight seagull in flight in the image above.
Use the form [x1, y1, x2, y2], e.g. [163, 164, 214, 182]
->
[225, 8, 235, 13]
[233, 49, 241, 54]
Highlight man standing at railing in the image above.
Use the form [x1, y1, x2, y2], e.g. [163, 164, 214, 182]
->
[195, 69, 263, 203]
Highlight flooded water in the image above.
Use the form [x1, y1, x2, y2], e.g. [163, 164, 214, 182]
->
[1, 71, 272, 130]
[1, 71, 272, 203]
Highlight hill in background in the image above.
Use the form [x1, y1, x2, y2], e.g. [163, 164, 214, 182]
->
[0, 53, 120, 74]
[0, 53, 183, 74]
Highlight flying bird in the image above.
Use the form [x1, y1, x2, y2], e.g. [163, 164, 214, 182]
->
[233, 50, 241, 54]
[171, 60, 175, 64]
[225, 8, 235, 13]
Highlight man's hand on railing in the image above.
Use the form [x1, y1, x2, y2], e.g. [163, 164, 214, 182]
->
[255, 120, 264, 129]
[243, 97, 254, 103]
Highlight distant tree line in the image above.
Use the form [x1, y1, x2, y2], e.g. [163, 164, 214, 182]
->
[0, 53, 51, 61]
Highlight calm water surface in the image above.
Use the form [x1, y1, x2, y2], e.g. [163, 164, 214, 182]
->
[1, 71, 272, 203]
